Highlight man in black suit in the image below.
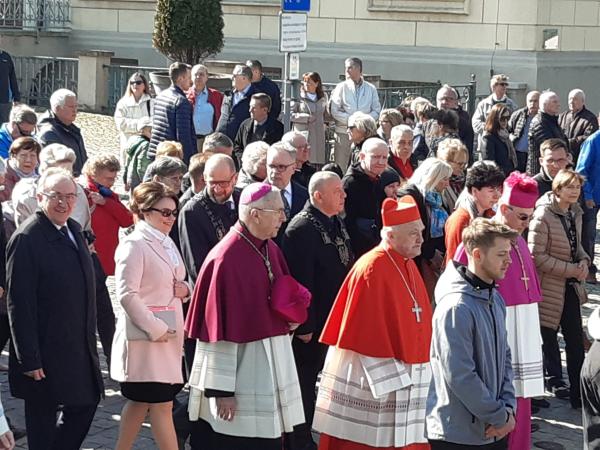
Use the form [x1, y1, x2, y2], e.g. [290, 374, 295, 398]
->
[6, 169, 102, 450]
[284, 131, 317, 189]
[233, 93, 284, 165]
[266, 142, 309, 244]
[216, 65, 256, 141]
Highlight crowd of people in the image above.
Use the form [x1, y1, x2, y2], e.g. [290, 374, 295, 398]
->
[0, 55, 596, 450]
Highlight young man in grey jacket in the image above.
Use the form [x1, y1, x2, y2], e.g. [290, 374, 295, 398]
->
[426, 218, 517, 449]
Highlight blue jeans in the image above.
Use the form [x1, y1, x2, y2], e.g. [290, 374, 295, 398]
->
[581, 203, 599, 274]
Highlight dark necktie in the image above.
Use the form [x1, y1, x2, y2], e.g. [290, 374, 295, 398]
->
[281, 191, 291, 221]
[60, 226, 77, 249]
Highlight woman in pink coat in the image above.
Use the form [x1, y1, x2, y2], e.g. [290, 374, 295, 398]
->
[110, 181, 190, 450]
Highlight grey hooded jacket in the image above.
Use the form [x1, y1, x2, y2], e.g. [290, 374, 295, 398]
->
[426, 262, 516, 445]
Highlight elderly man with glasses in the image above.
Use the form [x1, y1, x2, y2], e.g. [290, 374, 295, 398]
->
[0, 104, 36, 159]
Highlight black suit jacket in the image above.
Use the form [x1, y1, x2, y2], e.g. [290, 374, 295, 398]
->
[216, 86, 256, 140]
[233, 116, 284, 165]
[275, 181, 309, 244]
[6, 212, 102, 405]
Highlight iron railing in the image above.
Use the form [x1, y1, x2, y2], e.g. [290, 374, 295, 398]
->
[0, 0, 70, 31]
[13, 55, 77, 107]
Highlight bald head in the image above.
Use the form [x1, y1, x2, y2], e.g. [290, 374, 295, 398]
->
[204, 154, 237, 204]
[359, 138, 389, 177]
[204, 153, 236, 176]
[309, 171, 346, 217]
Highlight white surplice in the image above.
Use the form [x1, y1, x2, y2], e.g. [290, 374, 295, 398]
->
[505, 303, 545, 398]
[313, 346, 431, 447]
[188, 335, 305, 439]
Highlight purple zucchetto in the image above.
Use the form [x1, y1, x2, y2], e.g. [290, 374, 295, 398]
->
[239, 182, 274, 206]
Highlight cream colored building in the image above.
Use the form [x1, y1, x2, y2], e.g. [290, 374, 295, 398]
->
[4, 0, 600, 109]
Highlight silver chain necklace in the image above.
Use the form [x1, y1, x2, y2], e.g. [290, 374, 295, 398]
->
[383, 247, 423, 323]
[233, 228, 274, 283]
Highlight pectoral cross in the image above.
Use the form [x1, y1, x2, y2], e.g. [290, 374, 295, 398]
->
[521, 273, 530, 291]
[412, 304, 422, 323]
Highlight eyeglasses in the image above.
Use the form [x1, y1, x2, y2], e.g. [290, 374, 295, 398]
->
[267, 163, 295, 172]
[507, 206, 534, 222]
[254, 207, 286, 216]
[544, 157, 568, 166]
[207, 174, 235, 189]
[146, 207, 178, 218]
[130, 80, 144, 86]
[500, 115, 511, 121]
[15, 123, 35, 137]
[41, 191, 78, 204]
[450, 160, 468, 168]
[497, 82, 509, 87]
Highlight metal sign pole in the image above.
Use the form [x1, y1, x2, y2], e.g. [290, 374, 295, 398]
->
[283, 52, 290, 131]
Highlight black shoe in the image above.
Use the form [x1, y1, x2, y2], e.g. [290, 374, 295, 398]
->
[546, 382, 570, 399]
[532, 397, 550, 408]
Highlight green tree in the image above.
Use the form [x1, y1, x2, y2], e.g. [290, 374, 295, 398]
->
[153, 0, 224, 64]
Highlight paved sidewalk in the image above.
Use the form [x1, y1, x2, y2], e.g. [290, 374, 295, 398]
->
[1, 113, 594, 449]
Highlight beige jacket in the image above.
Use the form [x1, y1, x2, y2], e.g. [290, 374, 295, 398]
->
[528, 192, 589, 329]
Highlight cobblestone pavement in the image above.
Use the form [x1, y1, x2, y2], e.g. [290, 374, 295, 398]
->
[0, 113, 594, 449]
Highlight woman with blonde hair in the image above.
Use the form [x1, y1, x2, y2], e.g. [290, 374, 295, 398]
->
[114, 72, 152, 162]
[397, 157, 453, 300]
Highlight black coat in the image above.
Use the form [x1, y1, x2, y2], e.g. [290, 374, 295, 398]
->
[252, 76, 282, 119]
[233, 116, 284, 165]
[292, 163, 317, 188]
[178, 188, 240, 285]
[281, 204, 354, 335]
[0, 51, 19, 103]
[275, 181, 309, 245]
[558, 106, 599, 162]
[37, 112, 88, 176]
[216, 86, 256, 140]
[527, 112, 568, 175]
[342, 164, 384, 258]
[6, 212, 102, 405]
[533, 170, 553, 198]
[480, 132, 516, 176]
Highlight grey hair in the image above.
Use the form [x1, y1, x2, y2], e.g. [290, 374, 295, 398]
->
[569, 88, 585, 102]
[360, 137, 388, 155]
[526, 90, 540, 102]
[9, 104, 37, 125]
[37, 167, 76, 193]
[39, 143, 77, 173]
[308, 171, 340, 201]
[410, 97, 430, 113]
[348, 112, 377, 137]
[144, 156, 187, 180]
[390, 124, 413, 142]
[380, 224, 404, 241]
[203, 132, 233, 152]
[50, 89, 77, 111]
[238, 187, 281, 222]
[191, 64, 208, 77]
[242, 141, 269, 176]
[539, 91, 558, 112]
[268, 141, 297, 162]
[281, 131, 307, 149]
[408, 157, 453, 194]
[344, 57, 362, 72]
[204, 153, 236, 176]
[436, 84, 458, 100]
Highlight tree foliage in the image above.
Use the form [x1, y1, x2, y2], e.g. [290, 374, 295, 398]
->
[153, 0, 224, 64]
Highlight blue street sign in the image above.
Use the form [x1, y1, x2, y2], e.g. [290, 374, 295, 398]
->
[282, 0, 310, 12]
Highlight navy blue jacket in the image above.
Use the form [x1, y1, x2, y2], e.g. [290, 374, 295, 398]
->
[216, 86, 256, 141]
[0, 51, 19, 103]
[252, 76, 282, 119]
[149, 85, 195, 163]
[37, 112, 88, 176]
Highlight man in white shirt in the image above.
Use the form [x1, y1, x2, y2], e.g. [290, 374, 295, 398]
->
[330, 58, 381, 171]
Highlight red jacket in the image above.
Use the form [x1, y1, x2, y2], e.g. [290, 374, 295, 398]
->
[186, 87, 224, 132]
[86, 178, 134, 276]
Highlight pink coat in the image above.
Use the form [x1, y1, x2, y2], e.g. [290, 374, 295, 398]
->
[110, 224, 188, 384]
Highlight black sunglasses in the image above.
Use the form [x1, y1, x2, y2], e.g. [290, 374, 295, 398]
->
[146, 207, 178, 218]
[130, 80, 144, 86]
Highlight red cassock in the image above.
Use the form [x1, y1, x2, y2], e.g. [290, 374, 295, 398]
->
[317, 246, 433, 450]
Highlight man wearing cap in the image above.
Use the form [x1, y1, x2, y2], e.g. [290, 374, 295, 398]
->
[472, 74, 518, 148]
[313, 196, 433, 450]
[217, 65, 256, 141]
[453, 172, 544, 450]
[185, 182, 305, 450]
